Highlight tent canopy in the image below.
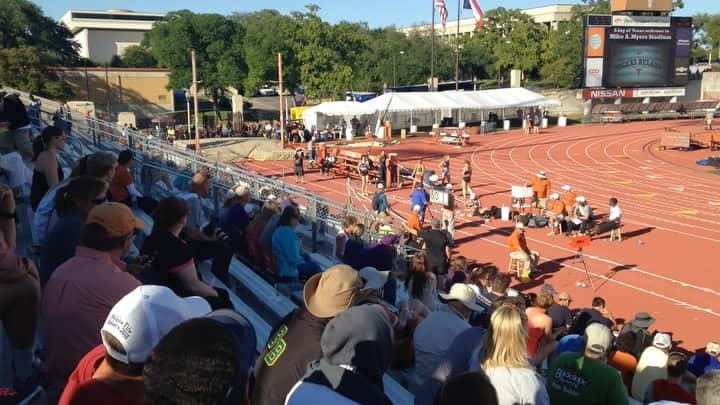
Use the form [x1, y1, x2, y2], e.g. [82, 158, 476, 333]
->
[363, 88, 560, 113]
[301, 101, 375, 130]
[301, 88, 560, 130]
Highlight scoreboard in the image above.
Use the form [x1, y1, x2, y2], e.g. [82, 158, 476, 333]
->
[582, 15, 692, 89]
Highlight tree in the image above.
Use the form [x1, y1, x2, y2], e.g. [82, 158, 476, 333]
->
[693, 13, 720, 63]
[540, 0, 609, 88]
[290, 5, 368, 99]
[233, 10, 298, 95]
[0, 0, 79, 64]
[467, 8, 546, 85]
[461, 33, 495, 82]
[0, 46, 73, 99]
[109, 54, 123, 68]
[121, 45, 157, 68]
[0, 0, 78, 97]
[144, 10, 246, 118]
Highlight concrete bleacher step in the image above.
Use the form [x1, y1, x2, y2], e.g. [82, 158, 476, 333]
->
[227, 259, 295, 319]
[198, 266, 270, 352]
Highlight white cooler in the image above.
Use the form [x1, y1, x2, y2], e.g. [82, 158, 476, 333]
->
[501, 206, 510, 221]
[503, 120, 510, 131]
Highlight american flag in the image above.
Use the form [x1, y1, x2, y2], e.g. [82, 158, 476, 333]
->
[463, 0, 484, 29]
[435, 0, 448, 29]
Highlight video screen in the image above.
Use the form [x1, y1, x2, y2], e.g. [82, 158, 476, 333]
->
[605, 43, 672, 87]
[582, 17, 691, 88]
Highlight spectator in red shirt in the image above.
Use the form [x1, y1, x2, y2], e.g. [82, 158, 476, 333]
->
[41, 203, 145, 389]
[644, 353, 696, 404]
[59, 285, 212, 405]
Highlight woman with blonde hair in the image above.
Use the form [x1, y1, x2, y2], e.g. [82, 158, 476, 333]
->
[480, 305, 550, 405]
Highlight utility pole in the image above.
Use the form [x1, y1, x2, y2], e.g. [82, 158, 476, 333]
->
[431, 0, 435, 92]
[186, 90, 191, 135]
[278, 53, 285, 148]
[455, 0, 461, 91]
[105, 62, 111, 119]
[191, 49, 200, 153]
[84, 59, 90, 101]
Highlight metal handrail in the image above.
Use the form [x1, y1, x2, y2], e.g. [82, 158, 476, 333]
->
[49, 105, 396, 250]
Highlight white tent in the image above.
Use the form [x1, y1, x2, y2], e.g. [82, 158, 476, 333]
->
[365, 88, 560, 129]
[302, 88, 560, 131]
[301, 101, 375, 131]
[364, 88, 558, 112]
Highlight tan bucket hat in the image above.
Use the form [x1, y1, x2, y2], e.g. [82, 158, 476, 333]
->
[303, 264, 362, 319]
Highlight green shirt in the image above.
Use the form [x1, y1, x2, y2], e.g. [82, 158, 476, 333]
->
[546, 352, 629, 405]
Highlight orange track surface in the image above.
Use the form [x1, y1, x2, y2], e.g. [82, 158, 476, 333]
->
[243, 120, 720, 351]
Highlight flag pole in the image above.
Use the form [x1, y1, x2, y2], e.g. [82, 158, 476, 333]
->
[431, 0, 435, 92]
[455, 0, 461, 91]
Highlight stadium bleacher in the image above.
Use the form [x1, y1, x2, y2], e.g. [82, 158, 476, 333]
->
[0, 87, 416, 404]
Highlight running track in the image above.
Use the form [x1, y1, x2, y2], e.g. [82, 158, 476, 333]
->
[243, 120, 720, 351]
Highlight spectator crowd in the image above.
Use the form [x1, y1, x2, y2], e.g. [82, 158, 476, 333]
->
[1, 90, 719, 405]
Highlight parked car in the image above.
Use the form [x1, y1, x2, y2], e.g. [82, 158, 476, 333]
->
[258, 86, 278, 96]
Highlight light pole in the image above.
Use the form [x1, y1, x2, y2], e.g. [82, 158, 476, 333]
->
[393, 50, 405, 89]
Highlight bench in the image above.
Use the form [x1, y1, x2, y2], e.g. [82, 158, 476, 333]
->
[601, 111, 624, 123]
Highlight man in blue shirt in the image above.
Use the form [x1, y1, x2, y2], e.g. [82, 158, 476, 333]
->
[688, 341, 720, 377]
[372, 184, 388, 215]
[410, 183, 428, 224]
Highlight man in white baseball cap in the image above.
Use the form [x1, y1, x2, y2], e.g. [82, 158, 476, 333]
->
[560, 185, 576, 212]
[632, 332, 673, 400]
[59, 285, 211, 404]
[413, 283, 483, 382]
[546, 323, 628, 404]
[567, 196, 593, 236]
[545, 192, 566, 236]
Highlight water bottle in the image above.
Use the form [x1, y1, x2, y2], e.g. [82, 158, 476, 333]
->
[638, 239, 644, 246]
[576, 281, 587, 288]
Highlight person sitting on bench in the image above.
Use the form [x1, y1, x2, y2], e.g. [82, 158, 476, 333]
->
[596, 197, 622, 236]
[567, 196, 593, 236]
[545, 193, 566, 236]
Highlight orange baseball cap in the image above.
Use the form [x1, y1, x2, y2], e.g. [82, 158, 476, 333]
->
[87, 202, 146, 238]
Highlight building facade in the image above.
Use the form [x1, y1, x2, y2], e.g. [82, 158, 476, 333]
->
[52, 67, 173, 121]
[59, 9, 165, 63]
[400, 4, 575, 40]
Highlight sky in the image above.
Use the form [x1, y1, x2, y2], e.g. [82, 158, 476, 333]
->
[36, 0, 720, 29]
